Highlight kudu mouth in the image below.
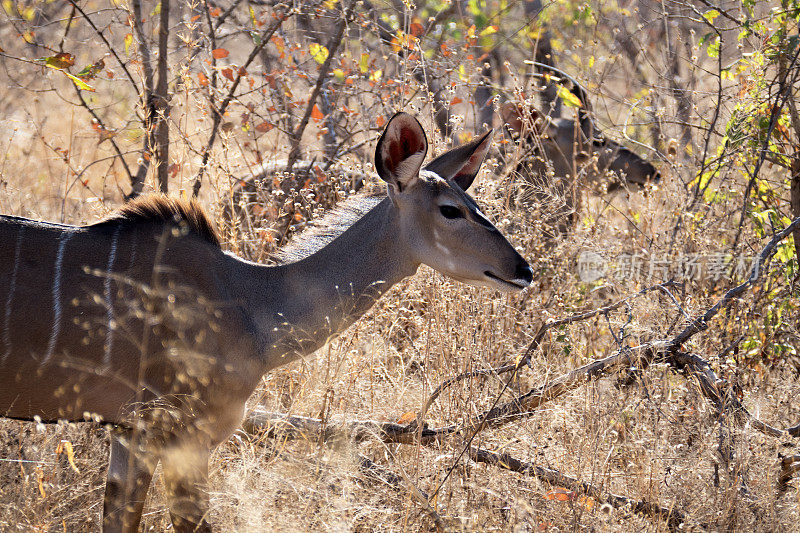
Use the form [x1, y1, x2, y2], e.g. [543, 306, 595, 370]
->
[483, 259, 533, 291]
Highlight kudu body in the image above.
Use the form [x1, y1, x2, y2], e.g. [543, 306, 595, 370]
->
[501, 85, 659, 237]
[0, 113, 531, 532]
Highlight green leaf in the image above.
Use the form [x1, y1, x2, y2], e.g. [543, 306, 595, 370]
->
[707, 36, 720, 58]
[76, 58, 105, 80]
[309, 42, 329, 64]
[63, 71, 95, 91]
[703, 9, 719, 23]
[557, 86, 583, 108]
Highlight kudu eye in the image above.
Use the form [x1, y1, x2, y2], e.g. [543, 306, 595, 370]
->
[439, 205, 463, 219]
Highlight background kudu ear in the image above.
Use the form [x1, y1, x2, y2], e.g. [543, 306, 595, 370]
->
[501, 102, 543, 139]
[501, 102, 524, 137]
[374, 112, 428, 193]
[423, 129, 494, 191]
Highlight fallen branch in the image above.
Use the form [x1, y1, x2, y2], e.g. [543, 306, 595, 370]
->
[468, 447, 691, 531]
[241, 411, 690, 530]
[778, 455, 800, 493]
[242, 409, 439, 444]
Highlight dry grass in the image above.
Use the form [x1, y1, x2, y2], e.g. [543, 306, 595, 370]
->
[1, 1, 799, 531]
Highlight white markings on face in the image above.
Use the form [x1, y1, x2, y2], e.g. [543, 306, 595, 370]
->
[103, 226, 121, 368]
[43, 232, 73, 365]
[2, 226, 24, 363]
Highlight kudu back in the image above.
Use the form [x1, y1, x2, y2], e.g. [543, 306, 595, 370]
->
[501, 86, 659, 238]
[0, 112, 531, 532]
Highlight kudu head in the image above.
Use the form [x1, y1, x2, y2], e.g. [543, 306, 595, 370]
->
[500, 100, 659, 190]
[375, 112, 532, 291]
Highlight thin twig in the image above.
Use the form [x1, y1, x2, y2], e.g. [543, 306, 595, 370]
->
[285, 1, 355, 173]
[192, 7, 291, 196]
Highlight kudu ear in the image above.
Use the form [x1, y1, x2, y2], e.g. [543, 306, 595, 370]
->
[500, 102, 541, 139]
[374, 112, 428, 193]
[500, 102, 524, 137]
[423, 129, 494, 191]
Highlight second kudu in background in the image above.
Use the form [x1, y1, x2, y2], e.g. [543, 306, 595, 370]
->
[501, 79, 660, 239]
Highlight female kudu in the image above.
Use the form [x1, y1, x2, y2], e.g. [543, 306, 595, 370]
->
[500, 84, 659, 238]
[0, 112, 531, 532]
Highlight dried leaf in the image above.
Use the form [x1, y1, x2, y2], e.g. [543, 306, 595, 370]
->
[198, 72, 209, 87]
[310, 104, 324, 121]
[212, 48, 229, 59]
[221, 67, 234, 82]
[91, 120, 117, 143]
[39, 52, 74, 70]
[544, 488, 577, 502]
[36, 466, 46, 498]
[397, 411, 417, 424]
[56, 440, 80, 473]
[255, 121, 273, 133]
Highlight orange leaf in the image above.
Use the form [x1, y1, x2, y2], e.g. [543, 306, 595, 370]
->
[221, 67, 234, 82]
[450, 97, 462, 105]
[209, 7, 221, 17]
[255, 121, 273, 133]
[310, 104, 324, 121]
[212, 48, 229, 59]
[397, 411, 417, 424]
[197, 72, 209, 87]
[544, 488, 577, 502]
[578, 495, 595, 511]
[376, 115, 385, 127]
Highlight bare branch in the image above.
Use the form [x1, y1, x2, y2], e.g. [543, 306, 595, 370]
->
[192, 7, 291, 196]
[286, 1, 355, 172]
[154, 0, 170, 193]
[469, 447, 691, 531]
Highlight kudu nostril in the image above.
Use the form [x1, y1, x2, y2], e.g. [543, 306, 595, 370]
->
[516, 262, 533, 284]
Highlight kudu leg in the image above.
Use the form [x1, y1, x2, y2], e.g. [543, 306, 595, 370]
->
[161, 444, 212, 533]
[103, 426, 158, 533]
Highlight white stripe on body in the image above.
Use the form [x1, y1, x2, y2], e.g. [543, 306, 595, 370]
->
[43, 232, 73, 364]
[103, 226, 121, 367]
[2, 226, 25, 363]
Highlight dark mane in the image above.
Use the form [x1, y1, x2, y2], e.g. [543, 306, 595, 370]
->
[96, 194, 220, 246]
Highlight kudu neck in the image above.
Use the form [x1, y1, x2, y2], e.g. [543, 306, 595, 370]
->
[231, 198, 418, 369]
